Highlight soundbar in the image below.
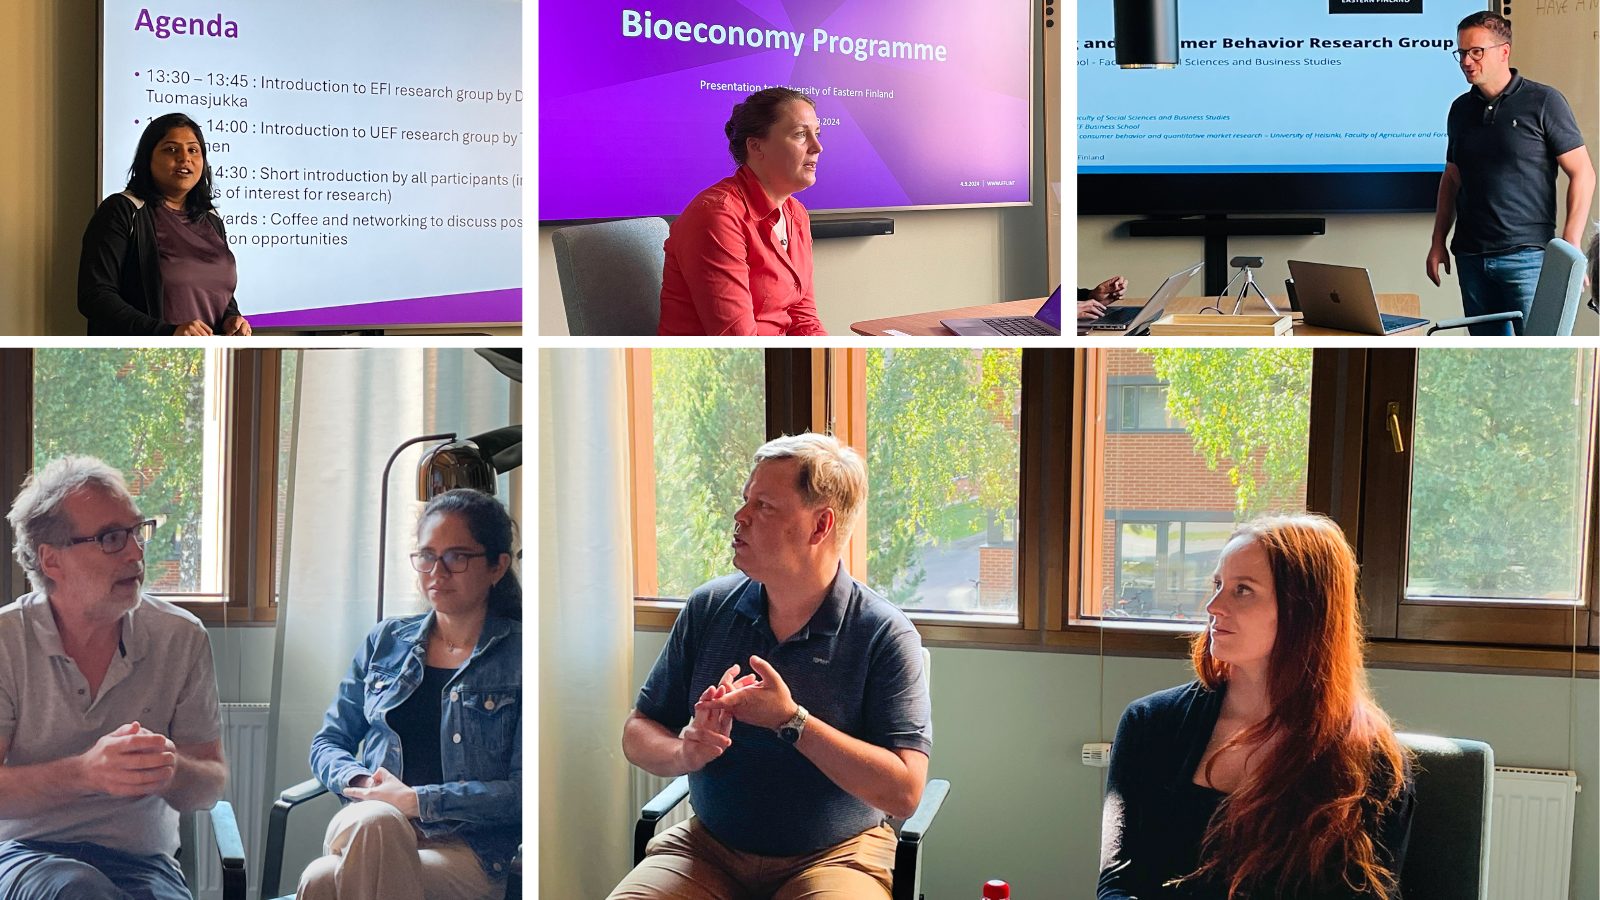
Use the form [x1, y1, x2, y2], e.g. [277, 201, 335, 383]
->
[810, 217, 894, 240]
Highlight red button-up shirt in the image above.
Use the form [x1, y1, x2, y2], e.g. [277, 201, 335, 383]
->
[658, 166, 827, 336]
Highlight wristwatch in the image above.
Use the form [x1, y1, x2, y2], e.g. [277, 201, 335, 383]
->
[777, 705, 809, 744]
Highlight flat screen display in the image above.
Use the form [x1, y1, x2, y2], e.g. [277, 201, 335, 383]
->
[1077, 0, 1490, 213]
[100, 0, 523, 328]
[540, 0, 1033, 222]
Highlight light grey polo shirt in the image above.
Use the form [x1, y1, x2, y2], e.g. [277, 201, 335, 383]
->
[0, 592, 222, 858]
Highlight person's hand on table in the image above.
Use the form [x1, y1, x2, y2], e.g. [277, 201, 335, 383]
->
[172, 319, 212, 336]
[1088, 276, 1128, 304]
[222, 315, 252, 336]
[1077, 299, 1107, 320]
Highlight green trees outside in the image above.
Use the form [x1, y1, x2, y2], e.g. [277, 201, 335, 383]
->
[32, 349, 207, 590]
[865, 349, 1021, 606]
[1141, 348, 1313, 519]
[1408, 349, 1595, 599]
[651, 349, 766, 599]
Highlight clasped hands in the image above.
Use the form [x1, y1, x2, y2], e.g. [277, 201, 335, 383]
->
[345, 766, 421, 819]
[679, 656, 799, 771]
[77, 721, 176, 798]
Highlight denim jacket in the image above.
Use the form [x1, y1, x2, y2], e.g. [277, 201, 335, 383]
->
[309, 612, 521, 878]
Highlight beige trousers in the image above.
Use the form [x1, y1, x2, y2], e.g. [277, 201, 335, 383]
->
[607, 817, 896, 900]
[296, 800, 503, 900]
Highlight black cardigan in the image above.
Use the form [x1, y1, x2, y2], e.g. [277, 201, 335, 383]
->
[77, 191, 243, 336]
[1098, 682, 1414, 900]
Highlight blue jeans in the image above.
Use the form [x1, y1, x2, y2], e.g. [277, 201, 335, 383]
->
[0, 841, 189, 900]
[1455, 247, 1544, 336]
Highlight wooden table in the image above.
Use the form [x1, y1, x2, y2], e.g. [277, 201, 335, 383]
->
[851, 298, 1050, 336]
[851, 294, 1423, 337]
[1082, 294, 1424, 337]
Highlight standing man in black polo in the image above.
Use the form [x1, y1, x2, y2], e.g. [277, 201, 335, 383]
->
[1425, 11, 1594, 336]
[608, 432, 931, 900]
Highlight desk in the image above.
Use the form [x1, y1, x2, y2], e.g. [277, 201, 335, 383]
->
[1082, 294, 1424, 337]
[851, 298, 1049, 336]
[850, 294, 1423, 337]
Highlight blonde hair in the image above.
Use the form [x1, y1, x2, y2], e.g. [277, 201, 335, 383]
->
[752, 433, 866, 549]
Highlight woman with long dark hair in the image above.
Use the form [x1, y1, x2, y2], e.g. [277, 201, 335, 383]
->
[300, 489, 521, 900]
[78, 112, 250, 336]
[657, 87, 827, 336]
[1098, 514, 1414, 900]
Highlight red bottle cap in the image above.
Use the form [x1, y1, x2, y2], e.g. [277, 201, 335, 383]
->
[983, 880, 1010, 900]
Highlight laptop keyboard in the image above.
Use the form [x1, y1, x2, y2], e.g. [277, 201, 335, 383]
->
[1380, 314, 1426, 332]
[980, 317, 1058, 336]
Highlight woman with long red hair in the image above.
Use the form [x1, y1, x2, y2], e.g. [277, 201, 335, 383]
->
[1098, 514, 1414, 900]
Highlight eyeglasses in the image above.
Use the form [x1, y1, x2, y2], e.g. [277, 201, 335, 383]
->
[409, 550, 489, 574]
[1453, 42, 1508, 62]
[66, 519, 158, 554]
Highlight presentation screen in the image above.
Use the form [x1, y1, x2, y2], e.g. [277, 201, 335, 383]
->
[1077, 0, 1490, 213]
[539, 0, 1033, 222]
[100, 0, 522, 328]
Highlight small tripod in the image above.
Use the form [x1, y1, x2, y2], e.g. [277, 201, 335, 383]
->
[1199, 256, 1282, 316]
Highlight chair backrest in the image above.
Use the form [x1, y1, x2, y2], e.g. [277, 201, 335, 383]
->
[551, 217, 670, 335]
[1396, 732, 1494, 900]
[1524, 238, 1586, 336]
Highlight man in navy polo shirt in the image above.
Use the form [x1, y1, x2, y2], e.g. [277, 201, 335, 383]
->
[1426, 11, 1593, 336]
[608, 432, 931, 900]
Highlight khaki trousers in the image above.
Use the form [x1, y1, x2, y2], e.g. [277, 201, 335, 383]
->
[296, 800, 503, 900]
[607, 818, 896, 900]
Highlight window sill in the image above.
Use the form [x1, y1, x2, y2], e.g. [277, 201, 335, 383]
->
[166, 598, 277, 626]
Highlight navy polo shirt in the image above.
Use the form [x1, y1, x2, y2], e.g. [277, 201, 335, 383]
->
[636, 564, 932, 856]
[1446, 70, 1585, 256]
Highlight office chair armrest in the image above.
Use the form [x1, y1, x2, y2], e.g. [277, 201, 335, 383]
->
[635, 775, 691, 865]
[208, 801, 247, 868]
[898, 779, 950, 844]
[1427, 311, 1522, 334]
[280, 777, 330, 805]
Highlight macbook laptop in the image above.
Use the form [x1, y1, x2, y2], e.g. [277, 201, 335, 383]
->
[1082, 262, 1204, 333]
[1286, 261, 1429, 335]
[942, 285, 1063, 336]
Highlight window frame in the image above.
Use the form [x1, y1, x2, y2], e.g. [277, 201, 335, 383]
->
[0, 348, 284, 625]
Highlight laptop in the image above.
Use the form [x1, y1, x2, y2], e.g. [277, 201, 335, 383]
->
[942, 285, 1063, 336]
[1082, 262, 1204, 333]
[1286, 261, 1429, 335]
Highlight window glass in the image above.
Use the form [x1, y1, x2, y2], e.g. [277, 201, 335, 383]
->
[866, 349, 1022, 618]
[1406, 349, 1597, 603]
[32, 349, 230, 595]
[650, 349, 766, 599]
[1089, 349, 1312, 622]
[275, 350, 299, 603]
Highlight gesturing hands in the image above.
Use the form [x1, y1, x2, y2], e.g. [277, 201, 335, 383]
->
[78, 721, 177, 798]
[705, 656, 799, 732]
[344, 766, 420, 819]
[680, 665, 757, 771]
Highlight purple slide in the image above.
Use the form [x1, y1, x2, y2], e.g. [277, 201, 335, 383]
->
[540, 0, 1033, 221]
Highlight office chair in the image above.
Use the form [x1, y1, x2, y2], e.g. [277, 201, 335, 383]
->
[1395, 733, 1495, 900]
[1428, 238, 1586, 336]
[633, 650, 950, 900]
[260, 779, 523, 900]
[551, 217, 670, 335]
[175, 801, 248, 900]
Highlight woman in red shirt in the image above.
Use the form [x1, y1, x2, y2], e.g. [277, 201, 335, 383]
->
[658, 88, 828, 336]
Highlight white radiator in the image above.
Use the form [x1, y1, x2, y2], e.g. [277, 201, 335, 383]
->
[1488, 766, 1579, 900]
[632, 768, 692, 836]
[195, 703, 272, 900]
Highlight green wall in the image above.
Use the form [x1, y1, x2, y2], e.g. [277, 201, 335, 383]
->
[633, 633, 1599, 900]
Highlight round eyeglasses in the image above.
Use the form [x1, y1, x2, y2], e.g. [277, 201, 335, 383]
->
[66, 519, 158, 554]
[1452, 43, 1507, 62]
[409, 550, 489, 574]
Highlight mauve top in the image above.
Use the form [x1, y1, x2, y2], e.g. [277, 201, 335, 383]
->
[153, 203, 237, 326]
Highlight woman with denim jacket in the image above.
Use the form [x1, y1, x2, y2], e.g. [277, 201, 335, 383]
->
[300, 489, 521, 900]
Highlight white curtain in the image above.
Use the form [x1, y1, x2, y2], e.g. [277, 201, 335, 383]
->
[538, 349, 635, 899]
[265, 348, 515, 888]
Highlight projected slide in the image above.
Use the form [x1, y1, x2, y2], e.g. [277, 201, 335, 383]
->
[101, 0, 522, 327]
[540, 0, 1032, 221]
[1078, 0, 1485, 174]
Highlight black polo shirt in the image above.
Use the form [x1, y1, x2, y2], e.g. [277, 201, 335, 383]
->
[636, 564, 932, 856]
[1446, 70, 1585, 256]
